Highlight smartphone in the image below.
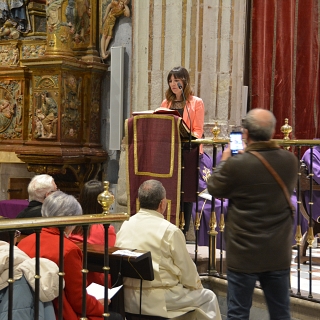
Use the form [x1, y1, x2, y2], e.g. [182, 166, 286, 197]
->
[230, 131, 243, 156]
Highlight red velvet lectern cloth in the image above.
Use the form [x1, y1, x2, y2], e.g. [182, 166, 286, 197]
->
[126, 114, 184, 225]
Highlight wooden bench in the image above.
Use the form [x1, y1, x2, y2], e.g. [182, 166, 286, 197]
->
[76, 243, 154, 318]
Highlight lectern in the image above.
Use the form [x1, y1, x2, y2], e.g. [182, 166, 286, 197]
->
[126, 112, 198, 226]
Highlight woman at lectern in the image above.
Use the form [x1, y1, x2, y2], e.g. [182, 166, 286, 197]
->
[161, 66, 205, 144]
[161, 66, 205, 237]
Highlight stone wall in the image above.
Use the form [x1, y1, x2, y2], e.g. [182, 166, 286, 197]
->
[115, 0, 247, 213]
[131, 0, 247, 133]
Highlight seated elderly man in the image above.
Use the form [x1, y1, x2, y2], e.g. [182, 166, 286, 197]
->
[16, 174, 58, 234]
[115, 179, 221, 319]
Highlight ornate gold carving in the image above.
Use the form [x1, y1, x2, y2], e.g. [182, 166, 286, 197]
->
[45, 0, 74, 57]
[32, 91, 58, 139]
[34, 75, 59, 89]
[71, 0, 91, 46]
[27, 164, 67, 175]
[88, 76, 101, 142]
[0, 21, 21, 40]
[22, 43, 46, 59]
[0, 80, 23, 139]
[27, 1, 47, 37]
[0, 43, 19, 66]
[61, 73, 81, 140]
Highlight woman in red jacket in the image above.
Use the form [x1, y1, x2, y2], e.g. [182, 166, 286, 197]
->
[18, 191, 122, 320]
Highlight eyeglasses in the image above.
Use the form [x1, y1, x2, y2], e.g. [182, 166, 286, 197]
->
[14, 230, 21, 238]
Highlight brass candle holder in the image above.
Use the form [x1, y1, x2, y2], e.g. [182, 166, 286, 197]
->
[211, 121, 221, 140]
[281, 118, 292, 140]
[97, 181, 115, 215]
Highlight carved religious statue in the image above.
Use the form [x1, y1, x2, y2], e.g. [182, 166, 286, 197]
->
[0, 0, 30, 34]
[100, 0, 130, 60]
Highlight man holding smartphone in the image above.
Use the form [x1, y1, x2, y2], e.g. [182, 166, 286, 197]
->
[207, 108, 298, 320]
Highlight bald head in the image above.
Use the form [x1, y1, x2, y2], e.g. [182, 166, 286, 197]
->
[138, 180, 166, 211]
[243, 108, 276, 142]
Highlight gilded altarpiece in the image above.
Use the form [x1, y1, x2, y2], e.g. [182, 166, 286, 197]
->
[0, 0, 112, 195]
[0, 78, 26, 140]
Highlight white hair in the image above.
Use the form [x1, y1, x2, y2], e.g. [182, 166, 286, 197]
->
[41, 191, 82, 218]
[28, 174, 55, 202]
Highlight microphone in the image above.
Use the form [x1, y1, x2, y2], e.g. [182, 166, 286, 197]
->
[177, 82, 192, 150]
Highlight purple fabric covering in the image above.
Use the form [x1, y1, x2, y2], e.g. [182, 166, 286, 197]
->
[192, 150, 308, 247]
[301, 146, 320, 222]
[192, 152, 228, 248]
[0, 199, 29, 218]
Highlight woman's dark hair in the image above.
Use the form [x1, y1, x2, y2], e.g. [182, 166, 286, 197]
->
[72, 180, 104, 236]
[164, 66, 193, 104]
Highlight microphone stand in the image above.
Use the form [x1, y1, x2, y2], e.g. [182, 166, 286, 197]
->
[178, 82, 192, 150]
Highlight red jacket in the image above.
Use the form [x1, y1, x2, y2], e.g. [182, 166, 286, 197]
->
[18, 227, 104, 320]
[69, 224, 116, 287]
[69, 224, 116, 246]
[161, 95, 204, 153]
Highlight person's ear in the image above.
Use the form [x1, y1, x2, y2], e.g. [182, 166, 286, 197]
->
[271, 128, 275, 139]
[159, 198, 167, 213]
[242, 128, 248, 140]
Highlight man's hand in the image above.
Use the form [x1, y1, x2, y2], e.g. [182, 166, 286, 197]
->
[222, 142, 246, 161]
[221, 147, 232, 161]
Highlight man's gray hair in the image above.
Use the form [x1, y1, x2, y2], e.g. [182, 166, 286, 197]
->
[28, 174, 55, 202]
[42, 191, 82, 217]
[138, 180, 166, 211]
[243, 108, 276, 141]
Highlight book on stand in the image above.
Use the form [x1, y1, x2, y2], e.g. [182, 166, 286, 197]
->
[132, 108, 196, 140]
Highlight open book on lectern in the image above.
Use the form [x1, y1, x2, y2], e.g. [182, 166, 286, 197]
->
[132, 107, 197, 140]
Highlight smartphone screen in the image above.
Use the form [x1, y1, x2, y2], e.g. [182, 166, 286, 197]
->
[230, 132, 243, 156]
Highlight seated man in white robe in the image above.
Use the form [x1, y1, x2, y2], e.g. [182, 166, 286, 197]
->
[115, 179, 221, 320]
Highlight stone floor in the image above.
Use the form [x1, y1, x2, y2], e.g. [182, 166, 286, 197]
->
[188, 243, 320, 319]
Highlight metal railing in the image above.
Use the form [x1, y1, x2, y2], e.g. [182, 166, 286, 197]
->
[1, 139, 320, 318]
[0, 213, 128, 320]
[188, 136, 320, 302]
